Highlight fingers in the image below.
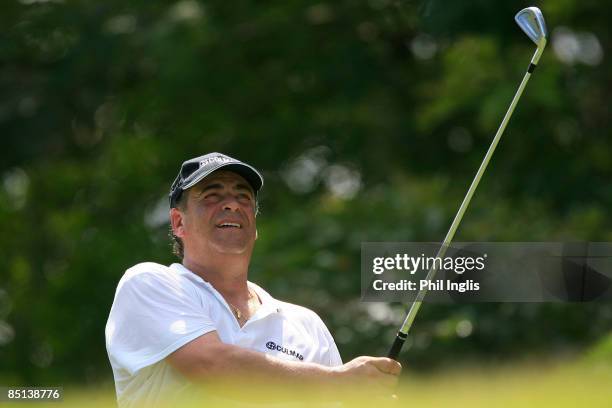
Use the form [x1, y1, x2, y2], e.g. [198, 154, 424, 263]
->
[370, 357, 402, 376]
[339, 356, 402, 394]
[366, 357, 401, 393]
[379, 371, 399, 389]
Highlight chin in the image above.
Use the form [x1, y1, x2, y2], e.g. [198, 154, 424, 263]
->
[209, 240, 252, 255]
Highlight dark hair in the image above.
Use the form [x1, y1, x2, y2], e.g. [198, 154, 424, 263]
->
[169, 190, 260, 259]
[170, 193, 188, 259]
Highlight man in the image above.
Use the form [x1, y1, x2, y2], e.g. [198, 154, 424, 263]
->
[105, 152, 401, 407]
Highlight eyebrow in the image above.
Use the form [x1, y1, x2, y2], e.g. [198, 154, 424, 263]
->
[197, 182, 254, 196]
[199, 183, 223, 193]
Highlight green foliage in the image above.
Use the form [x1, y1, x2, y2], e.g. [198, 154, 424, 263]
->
[585, 333, 612, 365]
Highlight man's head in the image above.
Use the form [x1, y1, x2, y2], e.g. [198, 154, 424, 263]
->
[168, 153, 264, 259]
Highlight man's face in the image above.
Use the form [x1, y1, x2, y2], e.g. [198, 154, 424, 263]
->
[172, 170, 257, 257]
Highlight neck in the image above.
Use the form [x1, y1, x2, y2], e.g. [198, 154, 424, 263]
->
[182, 252, 251, 301]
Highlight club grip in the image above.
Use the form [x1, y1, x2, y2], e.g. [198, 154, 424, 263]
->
[387, 332, 407, 360]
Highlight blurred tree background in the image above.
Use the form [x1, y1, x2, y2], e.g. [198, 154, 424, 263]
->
[1, 0, 611, 386]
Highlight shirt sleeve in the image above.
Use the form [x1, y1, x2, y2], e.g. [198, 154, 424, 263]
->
[305, 310, 343, 367]
[320, 320, 343, 366]
[105, 263, 217, 375]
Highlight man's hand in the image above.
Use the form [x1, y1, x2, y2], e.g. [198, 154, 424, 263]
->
[333, 356, 402, 394]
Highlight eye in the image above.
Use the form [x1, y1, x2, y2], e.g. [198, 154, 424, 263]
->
[204, 193, 221, 201]
[237, 193, 252, 202]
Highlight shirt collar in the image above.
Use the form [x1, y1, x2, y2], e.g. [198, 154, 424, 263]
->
[170, 263, 283, 315]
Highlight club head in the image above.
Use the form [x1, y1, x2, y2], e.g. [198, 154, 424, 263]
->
[515, 7, 548, 48]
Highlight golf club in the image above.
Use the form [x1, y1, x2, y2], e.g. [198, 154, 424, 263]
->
[388, 6, 548, 360]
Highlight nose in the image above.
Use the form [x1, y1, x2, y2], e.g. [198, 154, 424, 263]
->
[221, 195, 240, 212]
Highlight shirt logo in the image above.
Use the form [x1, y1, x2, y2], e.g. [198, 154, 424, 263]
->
[265, 341, 304, 361]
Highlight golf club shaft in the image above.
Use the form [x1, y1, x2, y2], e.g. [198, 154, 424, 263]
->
[388, 49, 540, 360]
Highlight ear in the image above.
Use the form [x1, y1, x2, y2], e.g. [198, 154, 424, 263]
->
[170, 208, 186, 238]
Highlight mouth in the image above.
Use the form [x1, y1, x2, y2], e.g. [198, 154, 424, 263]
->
[216, 222, 242, 229]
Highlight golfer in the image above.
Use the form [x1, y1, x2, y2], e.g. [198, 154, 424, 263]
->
[105, 152, 401, 407]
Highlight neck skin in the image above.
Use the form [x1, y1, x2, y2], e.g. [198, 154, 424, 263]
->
[182, 251, 253, 305]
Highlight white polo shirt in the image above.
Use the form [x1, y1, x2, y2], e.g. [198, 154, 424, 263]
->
[105, 262, 343, 407]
